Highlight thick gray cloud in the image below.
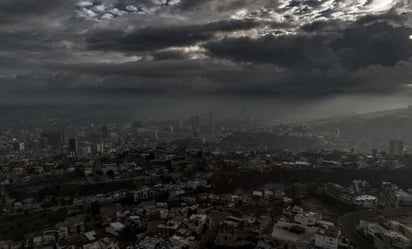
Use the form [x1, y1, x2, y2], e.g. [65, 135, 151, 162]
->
[0, 0, 64, 18]
[86, 19, 260, 51]
[0, 0, 412, 104]
[204, 34, 336, 68]
[331, 22, 412, 69]
[204, 20, 412, 85]
[0, 0, 77, 26]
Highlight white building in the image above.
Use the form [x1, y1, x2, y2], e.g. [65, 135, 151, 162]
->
[353, 195, 377, 208]
[294, 212, 319, 227]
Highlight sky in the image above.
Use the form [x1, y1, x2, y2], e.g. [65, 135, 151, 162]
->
[1, 0, 412, 117]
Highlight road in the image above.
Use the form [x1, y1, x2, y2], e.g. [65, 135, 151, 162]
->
[341, 207, 412, 249]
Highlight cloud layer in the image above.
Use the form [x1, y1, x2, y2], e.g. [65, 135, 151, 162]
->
[1, 0, 412, 102]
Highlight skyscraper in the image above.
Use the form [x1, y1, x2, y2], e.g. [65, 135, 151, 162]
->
[102, 125, 109, 138]
[12, 142, 24, 152]
[61, 129, 69, 144]
[69, 138, 78, 155]
[96, 143, 105, 154]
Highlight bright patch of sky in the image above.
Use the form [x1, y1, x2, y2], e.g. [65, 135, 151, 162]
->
[75, 0, 181, 21]
[231, 0, 408, 37]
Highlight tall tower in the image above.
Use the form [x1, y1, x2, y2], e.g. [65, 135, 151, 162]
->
[61, 129, 69, 144]
[102, 125, 109, 138]
[69, 138, 79, 155]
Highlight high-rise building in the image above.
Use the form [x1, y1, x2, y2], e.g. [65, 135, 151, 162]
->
[12, 142, 25, 152]
[102, 125, 109, 138]
[81, 146, 91, 156]
[61, 129, 69, 144]
[389, 140, 403, 156]
[96, 143, 105, 153]
[69, 138, 78, 155]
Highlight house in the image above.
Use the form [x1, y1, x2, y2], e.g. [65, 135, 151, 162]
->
[100, 205, 123, 225]
[105, 222, 125, 236]
[252, 191, 263, 199]
[189, 214, 209, 234]
[314, 228, 340, 249]
[0, 241, 10, 249]
[133, 187, 153, 202]
[56, 215, 86, 236]
[222, 216, 243, 231]
[261, 190, 272, 200]
[136, 236, 162, 249]
[294, 212, 320, 227]
[99, 237, 119, 249]
[83, 241, 100, 249]
[324, 183, 354, 204]
[157, 220, 182, 234]
[42, 231, 56, 246]
[84, 231, 97, 242]
[32, 237, 43, 249]
[264, 183, 285, 200]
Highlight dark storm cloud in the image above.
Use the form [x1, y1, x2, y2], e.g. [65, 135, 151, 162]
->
[195, 16, 412, 93]
[86, 19, 261, 52]
[86, 27, 211, 52]
[331, 22, 412, 70]
[205, 20, 412, 70]
[0, 0, 62, 16]
[40, 57, 297, 93]
[0, 31, 52, 51]
[1, 0, 412, 103]
[205, 34, 337, 69]
[0, 0, 74, 24]
[150, 50, 193, 60]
